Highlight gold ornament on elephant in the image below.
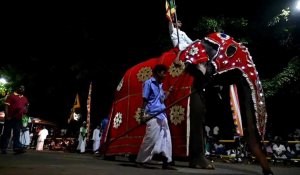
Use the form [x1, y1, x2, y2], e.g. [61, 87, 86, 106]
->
[113, 112, 123, 129]
[169, 61, 185, 77]
[170, 105, 185, 125]
[137, 67, 152, 82]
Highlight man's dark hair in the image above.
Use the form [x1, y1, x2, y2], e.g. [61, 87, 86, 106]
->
[153, 64, 168, 76]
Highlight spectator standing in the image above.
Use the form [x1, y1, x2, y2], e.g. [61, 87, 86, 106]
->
[91, 125, 101, 153]
[205, 125, 211, 138]
[30, 126, 41, 149]
[213, 126, 220, 140]
[20, 115, 31, 149]
[36, 126, 49, 151]
[0, 85, 29, 154]
[100, 116, 108, 133]
[77, 121, 87, 153]
[98, 116, 109, 152]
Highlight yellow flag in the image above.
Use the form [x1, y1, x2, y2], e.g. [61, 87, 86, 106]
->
[73, 93, 80, 109]
[166, 0, 176, 22]
[68, 93, 81, 123]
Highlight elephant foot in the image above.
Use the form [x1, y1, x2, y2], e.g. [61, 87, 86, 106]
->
[188, 163, 215, 170]
[189, 158, 215, 170]
[262, 169, 274, 175]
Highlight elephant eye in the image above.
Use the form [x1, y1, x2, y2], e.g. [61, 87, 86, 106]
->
[226, 44, 237, 58]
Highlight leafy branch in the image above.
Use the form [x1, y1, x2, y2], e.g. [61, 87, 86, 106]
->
[262, 56, 300, 97]
[268, 7, 290, 27]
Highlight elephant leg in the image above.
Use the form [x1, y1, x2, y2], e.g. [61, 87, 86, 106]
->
[241, 86, 273, 174]
[188, 86, 214, 169]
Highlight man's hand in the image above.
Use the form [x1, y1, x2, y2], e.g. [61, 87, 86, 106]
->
[140, 114, 151, 124]
[140, 108, 145, 123]
[140, 117, 147, 124]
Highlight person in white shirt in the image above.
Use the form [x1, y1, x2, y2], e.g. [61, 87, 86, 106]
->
[169, 20, 193, 63]
[272, 139, 287, 159]
[91, 125, 101, 153]
[77, 121, 87, 153]
[205, 125, 211, 138]
[169, 20, 193, 50]
[213, 126, 220, 140]
[36, 126, 49, 151]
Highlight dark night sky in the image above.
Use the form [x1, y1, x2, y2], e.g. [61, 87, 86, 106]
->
[1, 0, 298, 134]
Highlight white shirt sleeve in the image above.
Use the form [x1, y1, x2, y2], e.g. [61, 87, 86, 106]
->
[169, 22, 174, 35]
[171, 29, 193, 50]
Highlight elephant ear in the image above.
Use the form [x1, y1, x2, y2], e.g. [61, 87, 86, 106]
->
[179, 40, 209, 65]
[205, 32, 268, 138]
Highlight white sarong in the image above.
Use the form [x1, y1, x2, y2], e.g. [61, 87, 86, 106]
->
[136, 117, 172, 163]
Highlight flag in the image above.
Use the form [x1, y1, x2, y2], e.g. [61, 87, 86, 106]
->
[230, 84, 244, 136]
[68, 93, 81, 123]
[86, 82, 92, 140]
[166, 0, 176, 22]
[73, 93, 80, 109]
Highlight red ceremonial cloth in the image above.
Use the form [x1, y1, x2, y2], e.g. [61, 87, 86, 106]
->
[103, 48, 195, 157]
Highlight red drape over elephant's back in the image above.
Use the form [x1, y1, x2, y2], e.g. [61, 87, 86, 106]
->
[104, 48, 194, 157]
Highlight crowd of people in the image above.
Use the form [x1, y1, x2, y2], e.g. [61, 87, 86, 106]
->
[0, 119, 109, 154]
[0, 84, 298, 175]
[0, 83, 111, 154]
[203, 126, 300, 164]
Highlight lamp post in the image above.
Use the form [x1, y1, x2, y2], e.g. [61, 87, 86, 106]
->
[0, 78, 7, 85]
[296, 0, 300, 11]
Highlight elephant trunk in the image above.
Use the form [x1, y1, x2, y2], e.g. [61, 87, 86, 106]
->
[204, 33, 268, 139]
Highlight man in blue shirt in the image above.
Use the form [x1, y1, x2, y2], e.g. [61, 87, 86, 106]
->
[136, 64, 175, 170]
[100, 116, 108, 133]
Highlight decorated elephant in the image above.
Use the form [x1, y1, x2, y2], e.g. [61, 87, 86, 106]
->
[101, 32, 273, 175]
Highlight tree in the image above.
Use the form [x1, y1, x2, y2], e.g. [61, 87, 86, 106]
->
[0, 65, 25, 111]
[261, 3, 300, 96]
[0, 65, 25, 92]
[263, 56, 300, 97]
[193, 16, 249, 44]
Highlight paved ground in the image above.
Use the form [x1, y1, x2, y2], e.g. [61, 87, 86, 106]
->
[0, 149, 299, 175]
